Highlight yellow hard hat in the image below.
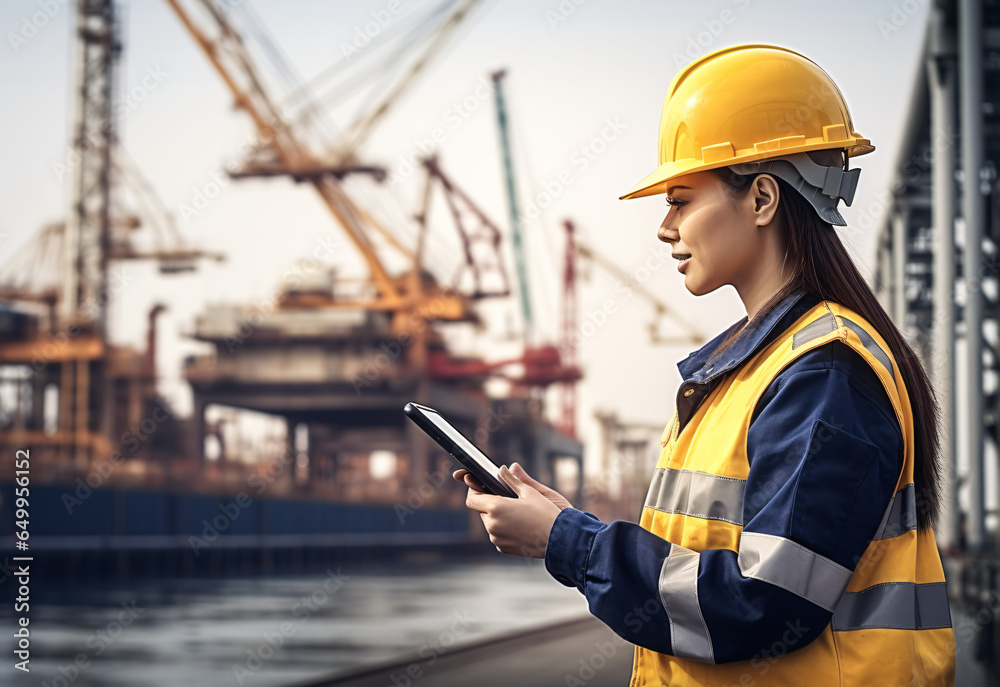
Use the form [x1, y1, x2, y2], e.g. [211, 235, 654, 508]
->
[619, 43, 874, 201]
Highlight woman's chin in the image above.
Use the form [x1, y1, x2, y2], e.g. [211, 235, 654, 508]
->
[681, 269, 698, 290]
[682, 274, 715, 297]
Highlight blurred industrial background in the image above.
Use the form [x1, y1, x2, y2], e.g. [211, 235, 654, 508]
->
[0, 0, 997, 685]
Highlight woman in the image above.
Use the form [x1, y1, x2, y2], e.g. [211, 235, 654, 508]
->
[453, 44, 956, 686]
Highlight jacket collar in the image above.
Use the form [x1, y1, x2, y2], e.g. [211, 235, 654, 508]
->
[677, 286, 818, 385]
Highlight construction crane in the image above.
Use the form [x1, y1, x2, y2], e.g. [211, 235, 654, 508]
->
[491, 69, 534, 344]
[413, 156, 512, 301]
[0, 0, 219, 475]
[332, 0, 486, 162]
[60, 0, 121, 336]
[487, 68, 583, 420]
[561, 220, 578, 438]
[110, 151, 226, 272]
[0, 152, 223, 304]
[487, 69, 703, 438]
[167, 0, 582, 494]
[165, 0, 587, 396]
[163, 0, 504, 370]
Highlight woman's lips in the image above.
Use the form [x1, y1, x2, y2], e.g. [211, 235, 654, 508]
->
[678, 257, 691, 274]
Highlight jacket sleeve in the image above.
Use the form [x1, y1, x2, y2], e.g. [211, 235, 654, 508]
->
[543, 343, 902, 664]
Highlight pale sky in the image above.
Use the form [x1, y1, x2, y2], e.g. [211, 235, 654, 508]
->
[0, 0, 931, 478]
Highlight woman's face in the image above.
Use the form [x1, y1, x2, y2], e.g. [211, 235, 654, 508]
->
[656, 170, 776, 297]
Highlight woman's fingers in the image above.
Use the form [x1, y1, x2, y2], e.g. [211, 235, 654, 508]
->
[510, 462, 572, 510]
[453, 468, 486, 492]
[510, 462, 541, 485]
[511, 463, 556, 493]
[511, 462, 553, 494]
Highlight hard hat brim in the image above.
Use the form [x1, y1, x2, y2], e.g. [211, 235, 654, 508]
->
[618, 140, 874, 201]
[618, 158, 732, 200]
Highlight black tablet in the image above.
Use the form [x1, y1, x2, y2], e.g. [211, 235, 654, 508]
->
[403, 402, 517, 498]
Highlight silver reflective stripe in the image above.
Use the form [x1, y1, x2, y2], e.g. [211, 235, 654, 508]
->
[840, 316, 895, 381]
[644, 467, 746, 525]
[659, 544, 715, 663]
[737, 532, 853, 612]
[792, 311, 838, 349]
[832, 581, 952, 631]
[791, 311, 896, 382]
[873, 483, 918, 540]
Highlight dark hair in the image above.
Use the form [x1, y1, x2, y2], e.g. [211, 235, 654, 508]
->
[704, 165, 943, 532]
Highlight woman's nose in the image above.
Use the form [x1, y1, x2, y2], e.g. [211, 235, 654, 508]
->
[658, 214, 677, 244]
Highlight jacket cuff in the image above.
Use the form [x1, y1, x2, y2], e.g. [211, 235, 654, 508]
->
[544, 507, 607, 590]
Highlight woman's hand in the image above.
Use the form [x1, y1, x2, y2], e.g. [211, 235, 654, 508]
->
[452, 462, 574, 510]
[452, 462, 567, 558]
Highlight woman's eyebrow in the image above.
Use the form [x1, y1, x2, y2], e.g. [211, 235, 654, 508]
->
[666, 185, 693, 194]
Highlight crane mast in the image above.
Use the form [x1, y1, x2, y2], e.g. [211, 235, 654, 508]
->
[491, 69, 534, 344]
[62, 0, 121, 333]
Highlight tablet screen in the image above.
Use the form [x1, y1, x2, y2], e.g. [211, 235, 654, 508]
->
[421, 407, 500, 477]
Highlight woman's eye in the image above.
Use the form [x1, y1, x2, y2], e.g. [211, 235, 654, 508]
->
[666, 197, 687, 208]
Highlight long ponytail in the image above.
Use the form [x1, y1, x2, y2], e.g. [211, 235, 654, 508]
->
[706, 166, 943, 531]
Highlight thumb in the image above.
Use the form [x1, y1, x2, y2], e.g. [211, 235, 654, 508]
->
[499, 465, 524, 494]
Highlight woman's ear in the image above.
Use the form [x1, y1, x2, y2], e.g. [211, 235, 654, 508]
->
[750, 174, 781, 227]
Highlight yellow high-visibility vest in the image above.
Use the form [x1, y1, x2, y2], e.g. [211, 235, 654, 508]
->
[630, 299, 956, 686]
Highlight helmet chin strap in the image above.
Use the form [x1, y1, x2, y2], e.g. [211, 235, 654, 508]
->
[727, 151, 861, 226]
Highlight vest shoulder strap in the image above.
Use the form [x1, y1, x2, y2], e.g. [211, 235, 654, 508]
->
[765, 300, 906, 419]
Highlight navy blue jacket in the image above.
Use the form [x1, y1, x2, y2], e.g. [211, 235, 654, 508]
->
[543, 287, 902, 663]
